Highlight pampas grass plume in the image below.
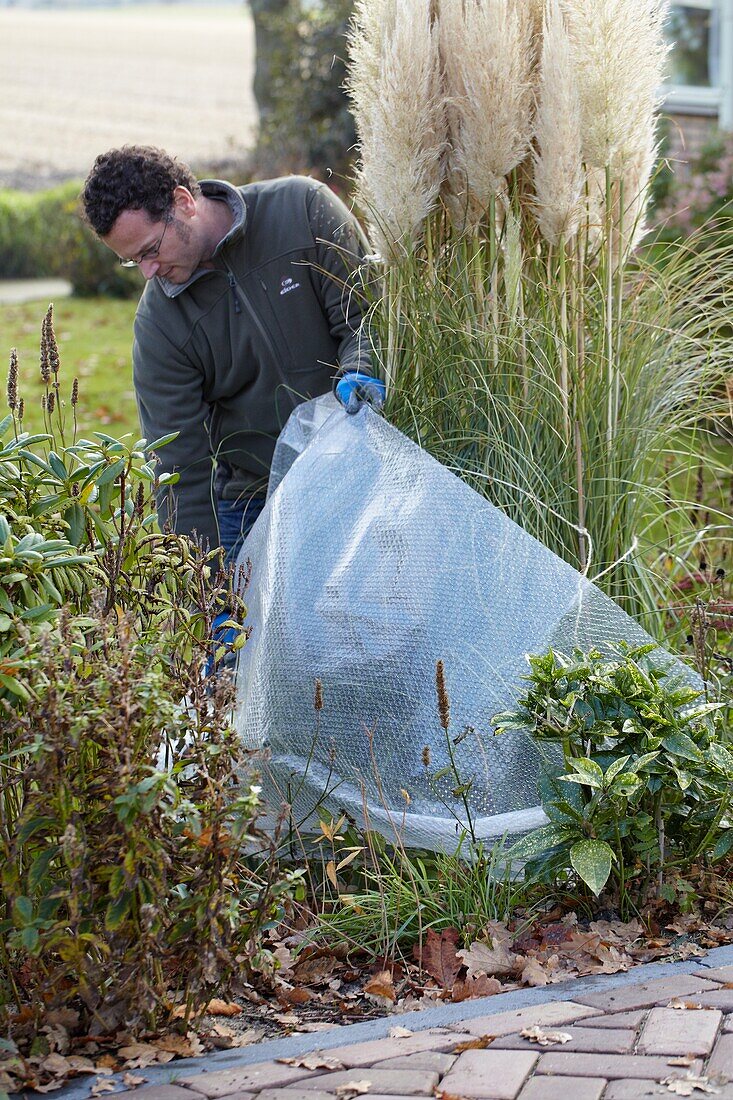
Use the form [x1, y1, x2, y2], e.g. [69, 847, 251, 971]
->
[440, 0, 536, 228]
[347, 0, 446, 259]
[562, 0, 669, 174]
[532, 0, 585, 245]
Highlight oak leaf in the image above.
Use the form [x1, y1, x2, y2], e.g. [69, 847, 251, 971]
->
[451, 974, 502, 1002]
[413, 927, 462, 988]
[457, 938, 518, 978]
[363, 969, 396, 1006]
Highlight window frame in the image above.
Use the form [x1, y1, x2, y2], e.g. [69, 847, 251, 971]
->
[662, 0, 733, 128]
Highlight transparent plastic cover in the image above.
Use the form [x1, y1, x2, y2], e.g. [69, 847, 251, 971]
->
[234, 395, 691, 852]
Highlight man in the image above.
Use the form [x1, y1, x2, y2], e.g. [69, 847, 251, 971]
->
[81, 145, 384, 563]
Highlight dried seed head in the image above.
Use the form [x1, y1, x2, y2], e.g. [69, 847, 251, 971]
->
[39, 313, 51, 384]
[422, 745, 432, 767]
[71, 377, 79, 406]
[17, 398, 24, 422]
[7, 348, 18, 410]
[47, 391, 56, 415]
[44, 304, 60, 376]
[135, 481, 145, 517]
[314, 677, 324, 712]
[436, 658, 450, 731]
[400, 788, 411, 805]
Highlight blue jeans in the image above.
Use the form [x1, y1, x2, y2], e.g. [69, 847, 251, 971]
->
[218, 494, 266, 567]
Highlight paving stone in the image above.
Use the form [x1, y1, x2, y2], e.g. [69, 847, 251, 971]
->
[604, 1083, 699, 1099]
[438, 1049, 538, 1099]
[517, 1077, 606, 1100]
[315, 1028, 473, 1068]
[254, 1092, 334, 1100]
[707, 1031, 733, 1077]
[301, 1067, 439, 1094]
[581, 1010, 647, 1030]
[492, 1025, 636, 1053]
[535, 1052, 703, 1079]
[637, 1006, 722, 1055]
[605, 1080, 733, 1100]
[725, 1013, 733, 1033]
[690, 989, 733, 1012]
[573, 975, 719, 1013]
[181, 1062, 315, 1097]
[451, 1000, 602, 1038]
[132, 1088, 203, 1099]
[694, 964, 733, 983]
[376, 1050, 457, 1073]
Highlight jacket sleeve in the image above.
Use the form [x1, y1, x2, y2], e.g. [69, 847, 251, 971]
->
[305, 183, 374, 377]
[133, 310, 220, 551]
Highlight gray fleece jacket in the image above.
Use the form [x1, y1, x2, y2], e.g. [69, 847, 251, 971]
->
[132, 175, 372, 550]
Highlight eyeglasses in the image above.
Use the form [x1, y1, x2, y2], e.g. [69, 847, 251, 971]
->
[118, 215, 172, 268]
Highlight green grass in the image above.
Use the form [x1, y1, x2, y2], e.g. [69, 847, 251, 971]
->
[1, 297, 139, 439]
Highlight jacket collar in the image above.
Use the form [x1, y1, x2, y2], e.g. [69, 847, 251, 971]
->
[157, 179, 247, 299]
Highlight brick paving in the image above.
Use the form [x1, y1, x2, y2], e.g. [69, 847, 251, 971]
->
[105, 964, 733, 1100]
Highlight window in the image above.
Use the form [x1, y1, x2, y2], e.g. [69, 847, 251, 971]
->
[663, 0, 733, 128]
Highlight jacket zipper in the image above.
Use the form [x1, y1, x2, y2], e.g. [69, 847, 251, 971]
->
[224, 266, 298, 410]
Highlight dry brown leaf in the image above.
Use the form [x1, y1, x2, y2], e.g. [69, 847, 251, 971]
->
[668, 1000, 704, 1011]
[272, 944, 296, 975]
[520, 1025, 573, 1046]
[292, 955, 338, 986]
[208, 1023, 262, 1049]
[90, 1079, 117, 1096]
[451, 974, 502, 1002]
[520, 958, 550, 987]
[363, 969, 396, 1006]
[38, 1052, 72, 1076]
[457, 939, 518, 978]
[279, 985, 312, 1005]
[154, 1032, 204, 1058]
[413, 927, 463, 989]
[118, 1043, 160, 1069]
[453, 1035, 495, 1052]
[334, 1082, 371, 1097]
[661, 1074, 721, 1095]
[273, 1012, 299, 1025]
[388, 1026, 413, 1038]
[122, 1072, 147, 1087]
[35, 1084, 65, 1095]
[279, 1053, 345, 1070]
[668, 1056, 698, 1067]
[205, 998, 244, 1017]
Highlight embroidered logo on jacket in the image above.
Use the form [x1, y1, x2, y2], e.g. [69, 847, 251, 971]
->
[280, 276, 301, 296]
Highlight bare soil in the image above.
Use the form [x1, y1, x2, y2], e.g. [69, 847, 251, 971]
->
[0, 4, 258, 190]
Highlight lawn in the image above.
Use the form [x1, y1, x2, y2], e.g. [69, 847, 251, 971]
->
[1, 296, 139, 439]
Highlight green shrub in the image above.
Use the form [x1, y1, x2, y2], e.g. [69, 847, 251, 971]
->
[0, 310, 297, 1077]
[495, 644, 733, 909]
[0, 183, 141, 298]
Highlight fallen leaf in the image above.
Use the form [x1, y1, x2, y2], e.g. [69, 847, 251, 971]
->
[208, 1023, 262, 1049]
[122, 1072, 147, 1087]
[414, 927, 463, 989]
[520, 1025, 573, 1046]
[205, 998, 244, 1017]
[279, 1053, 345, 1070]
[661, 1074, 721, 1095]
[668, 1056, 698, 1067]
[668, 1000, 704, 1011]
[388, 1026, 413, 1038]
[520, 958, 550, 987]
[363, 969, 396, 1006]
[334, 1081, 371, 1097]
[451, 974, 502, 1002]
[118, 1043, 160, 1069]
[153, 1032, 204, 1058]
[278, 985, 312, 1006]
[458, 938, 518, 978]
[39, 1052, 72, 1076]
[90, 1079, 117, 1096]
[453, 1035, 495, 1052]
[273, 1012, 299, 1025]
[292, 955, 337, 986]
[35, 1084, 65, 1095]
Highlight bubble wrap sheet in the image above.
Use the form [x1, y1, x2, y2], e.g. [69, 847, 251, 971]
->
[234, 395, 688, 852]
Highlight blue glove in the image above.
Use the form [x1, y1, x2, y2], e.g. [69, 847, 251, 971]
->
[205, 610, 240, 677]
[335, 370, 386, 415]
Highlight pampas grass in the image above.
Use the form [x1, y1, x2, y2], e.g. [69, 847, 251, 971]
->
[345, 0, 731, 628]
[440, 0, 536, 229]
[346, 0, 446, 259]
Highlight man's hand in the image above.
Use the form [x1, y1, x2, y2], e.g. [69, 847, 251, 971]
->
[335, 370, 386, 415]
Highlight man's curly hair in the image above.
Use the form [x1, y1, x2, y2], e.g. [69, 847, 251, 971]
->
[81, 145, 202, 237]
